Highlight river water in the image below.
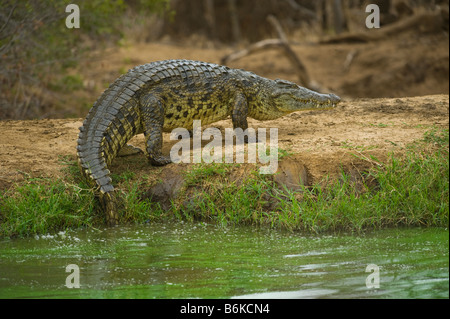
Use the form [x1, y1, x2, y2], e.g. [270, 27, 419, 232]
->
[0, 223, 448, 298]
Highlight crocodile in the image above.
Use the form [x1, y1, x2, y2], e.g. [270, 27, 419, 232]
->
[77, 59, 340, 225]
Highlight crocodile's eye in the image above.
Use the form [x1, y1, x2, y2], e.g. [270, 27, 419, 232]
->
[275, 79, 298, 89]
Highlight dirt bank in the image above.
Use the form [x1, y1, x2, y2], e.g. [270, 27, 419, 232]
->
[0, 94, 448, 192]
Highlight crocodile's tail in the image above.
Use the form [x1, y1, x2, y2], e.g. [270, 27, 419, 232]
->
[77, 73, 143, 225]
[98, 191, 120, 226]
[77, 112, 120, 225]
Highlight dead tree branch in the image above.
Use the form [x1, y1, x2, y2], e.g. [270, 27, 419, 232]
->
[221, 15, 321, 90]
[0, 3, 17, 38]
[228, 0, 241, 44]
[320, 10, 445, 44]
[284, 0, 317, 19]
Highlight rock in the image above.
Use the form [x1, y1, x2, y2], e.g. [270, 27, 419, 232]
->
[273, 159, 309, 192]
[144, 174, 184, 210]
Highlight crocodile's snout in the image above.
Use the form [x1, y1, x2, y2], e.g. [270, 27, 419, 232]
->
[328, 93, 340, 104]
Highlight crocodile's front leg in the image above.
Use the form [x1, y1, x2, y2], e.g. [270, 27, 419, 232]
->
[231, 92, 249, 131]
[140, 94, 172, 166]
[232, 92, 251, 143]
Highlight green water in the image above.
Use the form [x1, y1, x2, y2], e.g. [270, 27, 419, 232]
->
[0, 223, 448, 299]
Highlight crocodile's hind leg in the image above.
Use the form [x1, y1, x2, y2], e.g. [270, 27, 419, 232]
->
[140, 93, 172, 166]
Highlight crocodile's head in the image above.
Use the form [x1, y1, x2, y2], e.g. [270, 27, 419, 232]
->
[271, 79, 340, 113]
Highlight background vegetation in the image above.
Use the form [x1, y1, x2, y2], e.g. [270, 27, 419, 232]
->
[0, 0, 448, 119]
[0, 0, 171, 119]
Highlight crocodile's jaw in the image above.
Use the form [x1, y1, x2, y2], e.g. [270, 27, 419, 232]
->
[277, 92, 340, 113]
[270, 80, 340, 113]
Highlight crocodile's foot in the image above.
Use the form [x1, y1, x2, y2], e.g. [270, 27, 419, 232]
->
[148, 155, 172, 166]
[118, 144, 144, 157]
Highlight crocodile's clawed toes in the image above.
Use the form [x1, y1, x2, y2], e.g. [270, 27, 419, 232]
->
[148, 155, 172, 166]
[118, 144, 144, 157]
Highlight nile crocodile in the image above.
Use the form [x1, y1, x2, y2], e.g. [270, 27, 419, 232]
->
[77, 59, 340, 225]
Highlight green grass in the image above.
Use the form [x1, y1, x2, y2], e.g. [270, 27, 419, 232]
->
[166, 127, 449, 232]
[0, 178, 97, 237]
[0, 128, 448, 238]
[183, 163, 233, 187]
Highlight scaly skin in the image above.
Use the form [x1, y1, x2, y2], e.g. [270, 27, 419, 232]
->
[77, 59, 340, 225]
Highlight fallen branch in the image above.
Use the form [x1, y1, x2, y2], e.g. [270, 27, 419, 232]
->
[320, 10, 445, 44]
[343, 49, 359, 73]
[221, 15, 321, 90]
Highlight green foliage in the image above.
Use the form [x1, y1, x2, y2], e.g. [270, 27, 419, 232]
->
[49, 74, 84, 92]
[132, 0, 173, 16]
[176, 128, 449, 232]
[423, 127, 449, 146]
[0, 0, 172, 119]
[183, 163, 233, 186]
[0, 178, 97, 238]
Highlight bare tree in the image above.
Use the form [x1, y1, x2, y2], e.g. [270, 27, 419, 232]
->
[228, 0, 242, 44]
[204, 0, 217, 39]
[222, 15, 325, 91]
